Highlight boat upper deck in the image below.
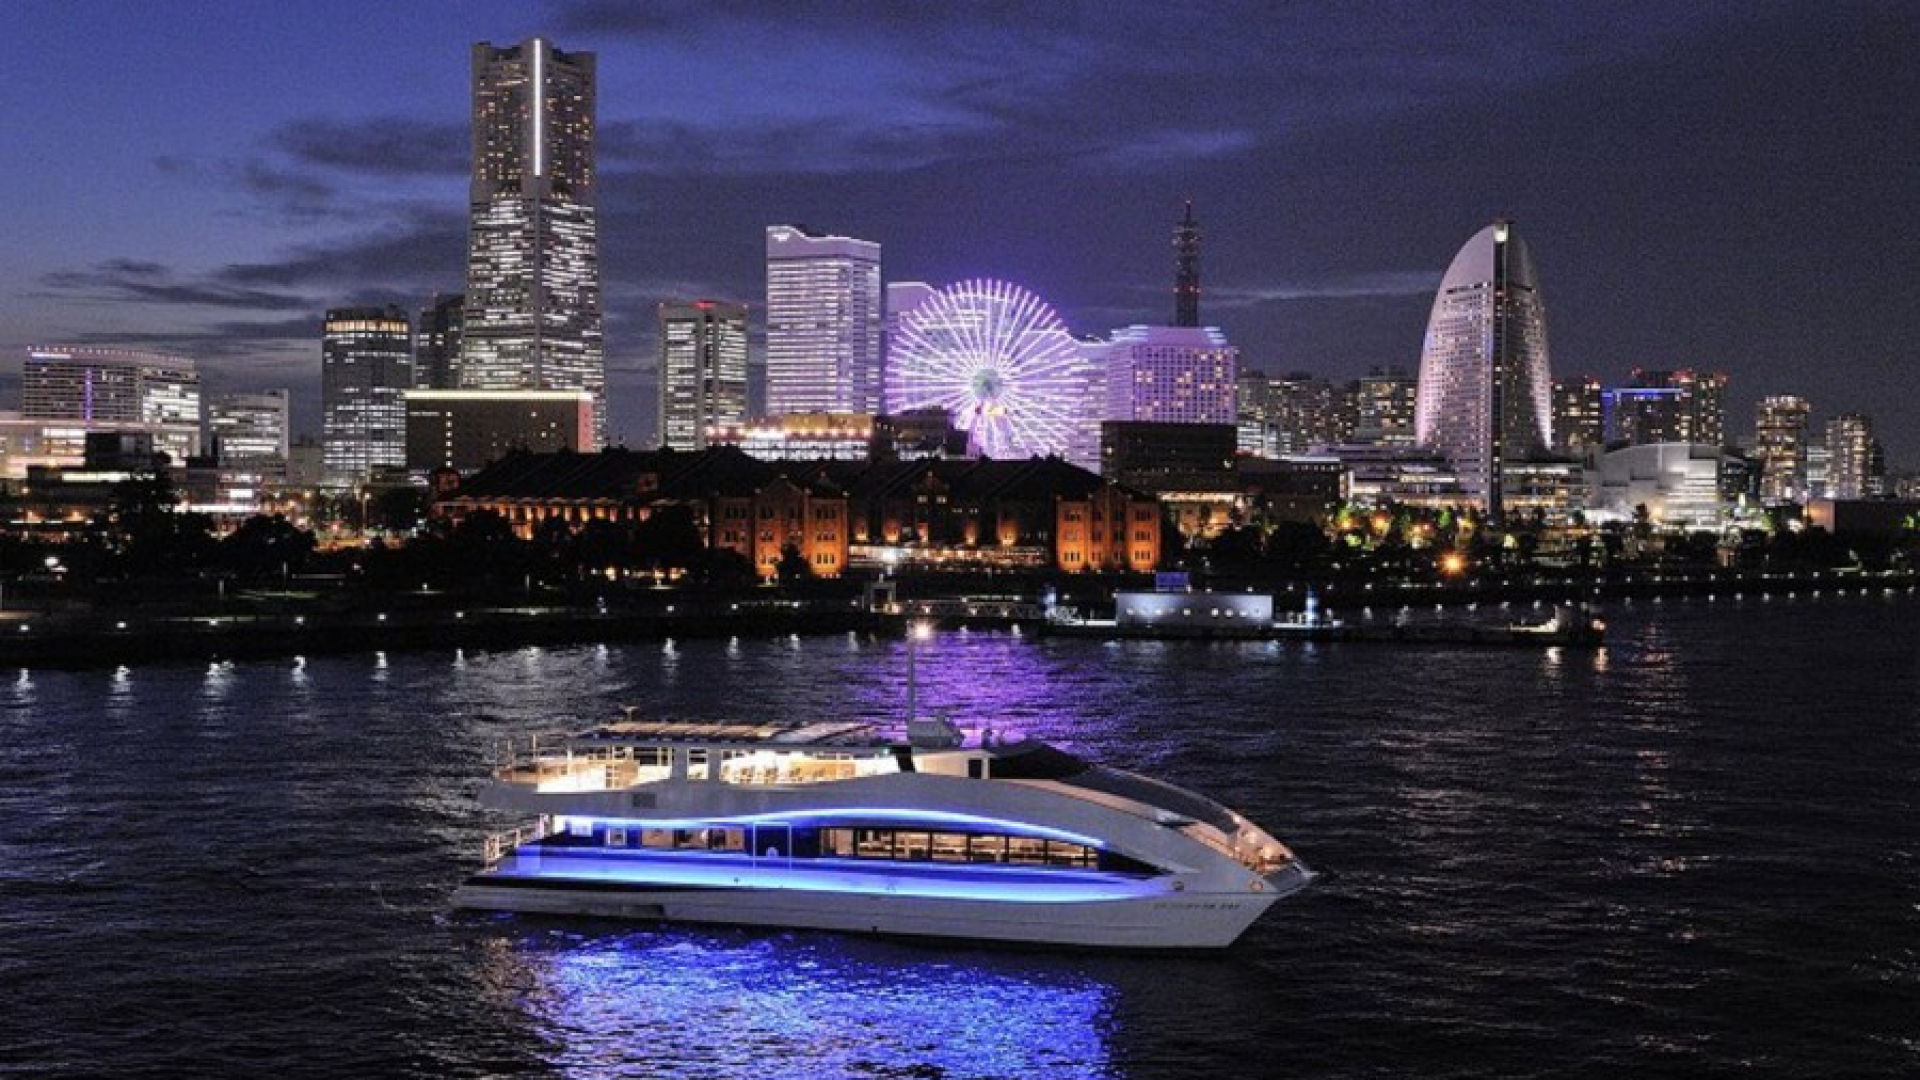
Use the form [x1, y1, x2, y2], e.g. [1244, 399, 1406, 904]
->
[567, 716, 885, 749]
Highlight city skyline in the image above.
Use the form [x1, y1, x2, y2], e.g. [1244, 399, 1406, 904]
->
[3, 2, 1916, 460]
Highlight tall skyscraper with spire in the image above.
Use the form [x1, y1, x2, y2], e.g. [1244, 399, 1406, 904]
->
[1414, 220, 1552, 519]
[1173, 200, 1201, 327]
[462, 38, 605, 445]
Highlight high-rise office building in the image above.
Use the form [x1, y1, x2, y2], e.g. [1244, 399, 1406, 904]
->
[209, 390, 290, 465]
[1551, 375, 1604, 455]
[657, 300, 750, 451]
[463, 38, 604, 444]
[1100, 325, 1237, 426]
[1353, 366, 1417, 447]
[1754, 395, 1811, 505]
[1173, 200, 1201, 328]
[1605, 368, 1729, 447]
[21, 345, 202, 462]
[1235, 369, 1272, 457]
[322, 306, 413, 485]
[1414, 220, 1552, 517]
[417, 293, 465, 390]
[1270, 373, 1356, 454]
[767, 225, 882, 416]
[1825, 412, 1875, 500]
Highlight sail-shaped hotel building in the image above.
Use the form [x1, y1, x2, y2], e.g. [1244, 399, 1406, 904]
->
[1414, 220, 1552, 519]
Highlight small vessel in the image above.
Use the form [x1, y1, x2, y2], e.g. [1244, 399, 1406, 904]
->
[453, 711, 1312, 949]
[1505, 604, 1607, 646]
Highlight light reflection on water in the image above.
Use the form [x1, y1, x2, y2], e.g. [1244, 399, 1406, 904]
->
[478, 926, 1115, 1080]
[3, 596, 1916, 1078]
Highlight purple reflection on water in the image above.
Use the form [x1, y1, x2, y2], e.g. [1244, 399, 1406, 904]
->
[477, 925, 1115, 1079]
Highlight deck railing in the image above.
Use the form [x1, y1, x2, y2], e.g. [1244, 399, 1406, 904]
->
[481, 817, 552, 866]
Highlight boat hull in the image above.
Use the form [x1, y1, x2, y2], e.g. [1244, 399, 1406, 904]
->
[453, 862, 1310, 950]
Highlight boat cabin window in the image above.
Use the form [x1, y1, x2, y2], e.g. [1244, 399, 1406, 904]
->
[718, 749, 891, 786]
[817, 827, 1130, 871]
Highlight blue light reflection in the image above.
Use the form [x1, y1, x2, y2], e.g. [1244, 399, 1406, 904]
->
[480, 927, 1116, 1079]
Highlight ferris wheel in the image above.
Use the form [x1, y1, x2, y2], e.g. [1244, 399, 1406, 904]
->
[885, 278, 1093, 461]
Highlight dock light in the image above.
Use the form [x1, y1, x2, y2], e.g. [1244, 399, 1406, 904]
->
[1440, 551, 1468, 576]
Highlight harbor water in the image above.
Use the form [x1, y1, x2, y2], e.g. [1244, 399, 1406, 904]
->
[2, 592, 1916, 1078]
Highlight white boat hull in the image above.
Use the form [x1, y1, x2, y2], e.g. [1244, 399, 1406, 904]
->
[453, 864, 1309, 949]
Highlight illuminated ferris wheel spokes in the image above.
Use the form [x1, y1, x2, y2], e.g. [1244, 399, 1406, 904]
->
[886, 279, 1090, 461]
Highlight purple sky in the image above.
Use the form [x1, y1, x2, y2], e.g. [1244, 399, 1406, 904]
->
[4, 1, 1915, 461]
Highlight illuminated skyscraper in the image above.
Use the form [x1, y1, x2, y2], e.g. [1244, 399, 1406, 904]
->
[322, 306, 412, 485]
[767, 225, 882, 416]
[463, 39, 604, 444]
[1825, 412, 1874, 500]
[1414, 220, 1552, 517]
[1270, 372, 1356, 454]
[1551, 375, 1604, 454]
[1755, 395, 1811, 504]
[657, 300, 750, 451]
[1354, 366, 1417, 447]
[1100, 325, 1237, 426]
[1605, 368, 1729, 447]
[1235, 369, 1272, 456]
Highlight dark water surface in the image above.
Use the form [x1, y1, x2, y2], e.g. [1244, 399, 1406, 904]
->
[2, 593, 1916, 1078]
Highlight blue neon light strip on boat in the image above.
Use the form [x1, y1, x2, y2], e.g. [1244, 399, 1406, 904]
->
[492, 850, 1157, 904]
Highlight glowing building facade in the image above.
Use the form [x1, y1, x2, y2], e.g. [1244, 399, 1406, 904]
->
[1353, 367, 1417, 447]
[209, 390, 290, 465]
[1755, 395, 1811, 504]
[766, 225, 882, 416]
[322, 306, 413, 485]
[1100, 325, 1237, 426]
[1825, 412, 1876, 500]
[1414, 220, 1552, 517]
[657, 300, 750, 451]
[21, 345, 202, 463]
[1552, 375, 1604, 455]
[1604, 368, 1729, 448]
[463, 39, 604, 445]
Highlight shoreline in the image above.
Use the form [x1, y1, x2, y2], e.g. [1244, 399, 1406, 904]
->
[0, 568, 1909, 670]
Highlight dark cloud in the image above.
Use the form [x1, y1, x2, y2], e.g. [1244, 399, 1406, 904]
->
[39, 263, 313, 313]
[214, 209, 466, 291]
[270, 117, 469, 178]
[233, 160, 343, 221]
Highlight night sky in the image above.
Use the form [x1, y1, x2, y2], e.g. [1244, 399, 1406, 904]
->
[4, 1, 1915, 461]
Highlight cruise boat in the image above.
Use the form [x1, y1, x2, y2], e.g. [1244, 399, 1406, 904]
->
[453, 712, 1313, 949]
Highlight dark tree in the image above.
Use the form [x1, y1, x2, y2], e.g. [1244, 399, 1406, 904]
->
[776, 542, 812, 584]
[217, 514, 316, 580]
